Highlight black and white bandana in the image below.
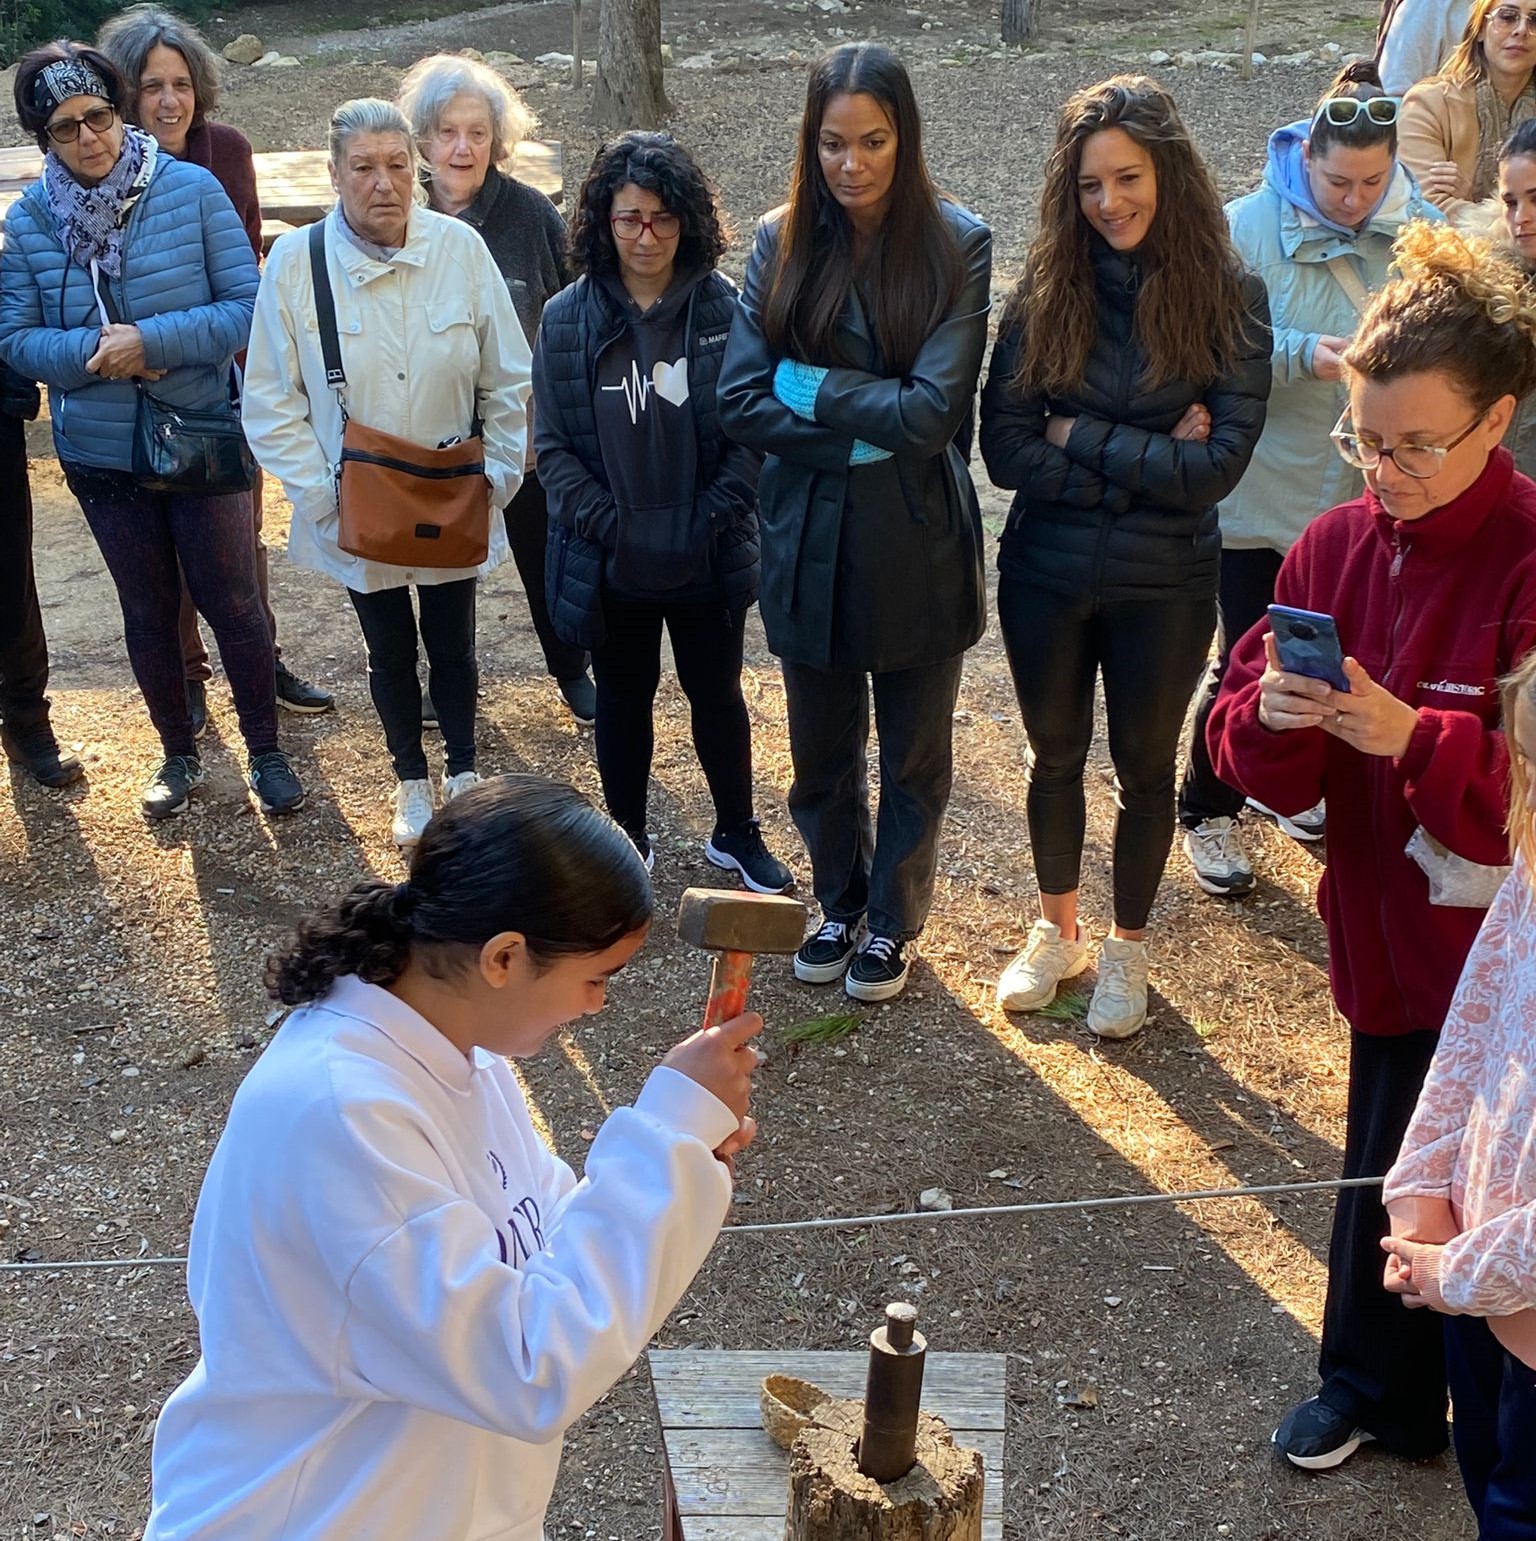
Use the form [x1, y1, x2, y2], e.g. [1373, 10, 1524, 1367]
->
[30, 59, 113, 118]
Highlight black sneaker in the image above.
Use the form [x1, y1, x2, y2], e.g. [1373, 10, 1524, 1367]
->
[794, 918, 860, 984]
[142, 754, 205, 821]
[706, 818, 794, 895]
[275, 661, 334, 714]
[186, 679, 208, 740]
[421, 687, 439, 731]
[846, 933, 911, 1003]
[557, 671, 597, 726]
[2, 723, 83, 788]
[628, 829, 656, 872]
[1272, 1397, 1376, 1471]
[249, 750, 306, 815]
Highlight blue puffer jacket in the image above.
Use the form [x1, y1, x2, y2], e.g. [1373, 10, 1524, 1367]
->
[0, 155, 258, 472]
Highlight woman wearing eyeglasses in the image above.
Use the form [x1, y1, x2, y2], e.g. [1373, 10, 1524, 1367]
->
[533, 132, 791, 894]
[1180, 63, 1443, 899]
[1209, 221, 1536, 1473]
[1400, 0, 1536, 223]
[0, 41, 304, 822]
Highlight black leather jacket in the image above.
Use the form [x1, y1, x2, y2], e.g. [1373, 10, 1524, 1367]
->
[980, 239, 1271, 601]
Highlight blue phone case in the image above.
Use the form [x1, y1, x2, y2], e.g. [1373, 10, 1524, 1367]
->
[1267, 604, 1349, 693]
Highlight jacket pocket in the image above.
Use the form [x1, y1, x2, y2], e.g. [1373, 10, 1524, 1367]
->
[608, 499, 713, 593]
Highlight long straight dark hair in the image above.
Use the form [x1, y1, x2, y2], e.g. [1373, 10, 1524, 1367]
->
[761, 43, 962, 375]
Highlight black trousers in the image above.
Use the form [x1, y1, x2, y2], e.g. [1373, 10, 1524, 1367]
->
[1318, 1028, 1449, 1456]
[781, 653, 964, 941]
[1445, 1316, 1536, 1536]
[1180, 544, 1286, 826]
[505, 472, 587, 683]
[997, 577, 1215, 931]
[589, 596, 753, 840]
[348, 579, 478, 781]
[0, 413, 51, 738]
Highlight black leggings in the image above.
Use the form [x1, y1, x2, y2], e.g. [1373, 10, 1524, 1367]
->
[348, 579, 478, 781]
[998, 576, 1215, 931]
[1180, 544, 1286, 826]
[0, 413, 49, 737]
[590, 596, 753, 840]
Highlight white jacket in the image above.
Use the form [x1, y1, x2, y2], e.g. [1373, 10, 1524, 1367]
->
[144, 975, 736, 1541]
[1378, 0, 1468, 96]
[242, 207, 532, 593]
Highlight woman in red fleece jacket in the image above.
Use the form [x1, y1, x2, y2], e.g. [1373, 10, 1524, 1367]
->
[1209, 220, 1536, 1472]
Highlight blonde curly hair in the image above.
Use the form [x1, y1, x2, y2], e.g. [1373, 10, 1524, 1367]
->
[1342, 220, 1536, 408]
[1503, 648, 1536, 872]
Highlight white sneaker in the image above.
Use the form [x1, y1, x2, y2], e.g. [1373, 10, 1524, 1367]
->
[442, 769, 481, 803]
[996, 919, 1090, 1012]
[1183, 817, 1256, 897]
[1088, 936, 1149, 1040]
[391, 778, 436, 849]
[1247, 796, 1326, 843]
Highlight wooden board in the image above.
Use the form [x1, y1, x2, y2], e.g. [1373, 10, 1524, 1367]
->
[0, 139, 562, 230]
[651, 1349, 1007, 1541]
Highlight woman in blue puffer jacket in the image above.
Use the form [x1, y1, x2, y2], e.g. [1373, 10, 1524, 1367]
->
[1178, 60, 1442, 899]
[0, 40, 302, 822]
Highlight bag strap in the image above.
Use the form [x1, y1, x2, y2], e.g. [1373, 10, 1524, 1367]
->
[307, 220, 347, 393]
[1325, 255, 1371, 317]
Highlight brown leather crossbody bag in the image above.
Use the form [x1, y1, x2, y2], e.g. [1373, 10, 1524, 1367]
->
[307, 220, 490, 569]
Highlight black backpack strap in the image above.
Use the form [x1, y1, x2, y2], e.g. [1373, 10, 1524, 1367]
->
[307, 220, 346, 392]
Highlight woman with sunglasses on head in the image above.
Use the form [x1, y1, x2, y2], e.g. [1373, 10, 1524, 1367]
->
[1400, 0, 1536, 222]
[534, 132, 791, 894]
[1209, 221, 1536, 1473]
[0, 41, 303, 822]
[718, 43, 992, 1002]
[1180, 63, 1443, 899]
[979, 76, 1269, 1039]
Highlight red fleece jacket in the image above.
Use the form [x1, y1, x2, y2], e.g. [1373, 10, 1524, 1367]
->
[1208, 447, 1536, 1036]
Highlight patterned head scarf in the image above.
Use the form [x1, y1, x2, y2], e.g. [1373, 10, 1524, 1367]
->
[29, 58, 114, 117]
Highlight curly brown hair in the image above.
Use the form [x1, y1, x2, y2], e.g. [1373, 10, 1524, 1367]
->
[1005, 75, 1248, 396]
[567, 131, 728, 279]
[1343, 220, 1536, 409]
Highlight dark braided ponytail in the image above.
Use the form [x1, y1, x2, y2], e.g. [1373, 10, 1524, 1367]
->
[266, 775, 653, 1006]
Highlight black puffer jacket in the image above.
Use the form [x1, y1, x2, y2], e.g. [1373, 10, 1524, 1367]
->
[980, 239, 1271, 601]
[534, 269, 760, 649]
[1, 360, 40, 421]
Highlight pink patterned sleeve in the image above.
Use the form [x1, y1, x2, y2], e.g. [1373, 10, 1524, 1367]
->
[1437, 1202, 1536, 1316]
[1383, 861, 1520, 1205]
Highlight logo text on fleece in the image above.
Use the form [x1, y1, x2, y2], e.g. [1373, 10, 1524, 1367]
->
[494, 1194, 547, 1267]
[1418, 680, 1487, 697]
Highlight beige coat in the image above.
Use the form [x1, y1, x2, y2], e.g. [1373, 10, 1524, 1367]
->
[1399, 76, 1482, 223]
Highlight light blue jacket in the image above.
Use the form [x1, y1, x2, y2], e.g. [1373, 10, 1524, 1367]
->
[0, 155, 258, 472]
[1218, 123, 1443, 553]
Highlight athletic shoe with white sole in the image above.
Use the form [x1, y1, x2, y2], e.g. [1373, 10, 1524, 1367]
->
[1183, 817, 1256, 897]
[794, 918, 860, 984]
[1247, 796, 1327, 843]
[845, 933, 910, 1002]
[706, 818, 794, 894]
[142, 754, 205, 821]
[248, 750, 305, 815]
[1272, 1397, 1375, 1471]
[391, 778, 436, 848]
[1087, 936, 1149, 1040]
[442, 769, 481, 803]
[996, 919, 1090, 1012]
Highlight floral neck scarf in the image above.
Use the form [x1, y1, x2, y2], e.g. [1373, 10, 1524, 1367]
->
[42, 124, 156, 277]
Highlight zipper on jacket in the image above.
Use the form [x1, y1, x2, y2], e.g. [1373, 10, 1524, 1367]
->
[1087, 297, 1140, 597]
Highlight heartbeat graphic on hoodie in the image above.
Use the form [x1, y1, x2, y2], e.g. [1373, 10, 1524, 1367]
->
[600, 358, 690, 424]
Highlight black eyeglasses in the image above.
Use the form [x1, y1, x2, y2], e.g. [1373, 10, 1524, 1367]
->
[1312, 96, 1402, 129]
[44, 104, 117, 144]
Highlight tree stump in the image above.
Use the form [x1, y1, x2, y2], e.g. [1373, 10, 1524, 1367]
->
[784, 1397, 985, 1540]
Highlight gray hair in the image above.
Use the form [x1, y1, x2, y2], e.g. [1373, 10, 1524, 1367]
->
[397, 53, 538, 171]
[97, 3, 222, 125]
[328, 99, 427, 207]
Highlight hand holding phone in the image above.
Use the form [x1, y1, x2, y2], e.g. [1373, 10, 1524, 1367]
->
[1267, 605, 1350, 693]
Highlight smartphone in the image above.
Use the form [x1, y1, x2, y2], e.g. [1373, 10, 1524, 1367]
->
[1267, 604, 1350, 693]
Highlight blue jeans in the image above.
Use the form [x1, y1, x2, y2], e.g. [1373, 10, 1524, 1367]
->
[63, 462, 278, 759]
[1445, 1316, 1536, 1537]
[781, 654, 964, 940]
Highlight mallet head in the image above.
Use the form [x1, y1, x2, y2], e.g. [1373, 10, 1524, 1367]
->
[675, 888, 808, 955]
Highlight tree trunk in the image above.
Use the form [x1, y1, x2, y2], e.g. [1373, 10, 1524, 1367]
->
[785, 1399, 985, 1541]
[592, 0, 670, 129]
[1000, 0, 1042, 46]
[571, 0, 582, 88]
[1240, 0, 1260, 79]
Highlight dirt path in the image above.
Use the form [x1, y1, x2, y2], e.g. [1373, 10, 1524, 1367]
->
[0, 4, 1477, 1538]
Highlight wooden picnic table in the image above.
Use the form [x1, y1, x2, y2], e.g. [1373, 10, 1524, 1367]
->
[649, 1348, 1009, 1541]
[0, 139, 563, 236]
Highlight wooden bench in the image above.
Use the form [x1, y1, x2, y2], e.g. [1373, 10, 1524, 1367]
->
[649, 1348, 1008, 1541]
[0, 139, 563, 236]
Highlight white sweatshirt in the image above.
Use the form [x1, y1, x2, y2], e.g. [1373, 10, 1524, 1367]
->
[144, 975, 737, 1541]
[1378, 0, 1468, 96]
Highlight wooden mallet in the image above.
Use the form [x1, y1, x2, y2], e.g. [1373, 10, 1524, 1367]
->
[676, 888, 808, 1027]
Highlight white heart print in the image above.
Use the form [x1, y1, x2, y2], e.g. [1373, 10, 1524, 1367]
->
[652, 358, 690, 408]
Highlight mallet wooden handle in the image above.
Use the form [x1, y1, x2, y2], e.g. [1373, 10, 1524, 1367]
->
[703, 950, 753, 1029]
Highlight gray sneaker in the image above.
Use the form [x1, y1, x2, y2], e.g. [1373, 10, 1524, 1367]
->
[1087, 936, 1149, 1040]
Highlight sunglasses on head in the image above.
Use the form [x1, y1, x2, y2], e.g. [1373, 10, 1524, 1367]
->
[1312, 95, 1402, 129]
